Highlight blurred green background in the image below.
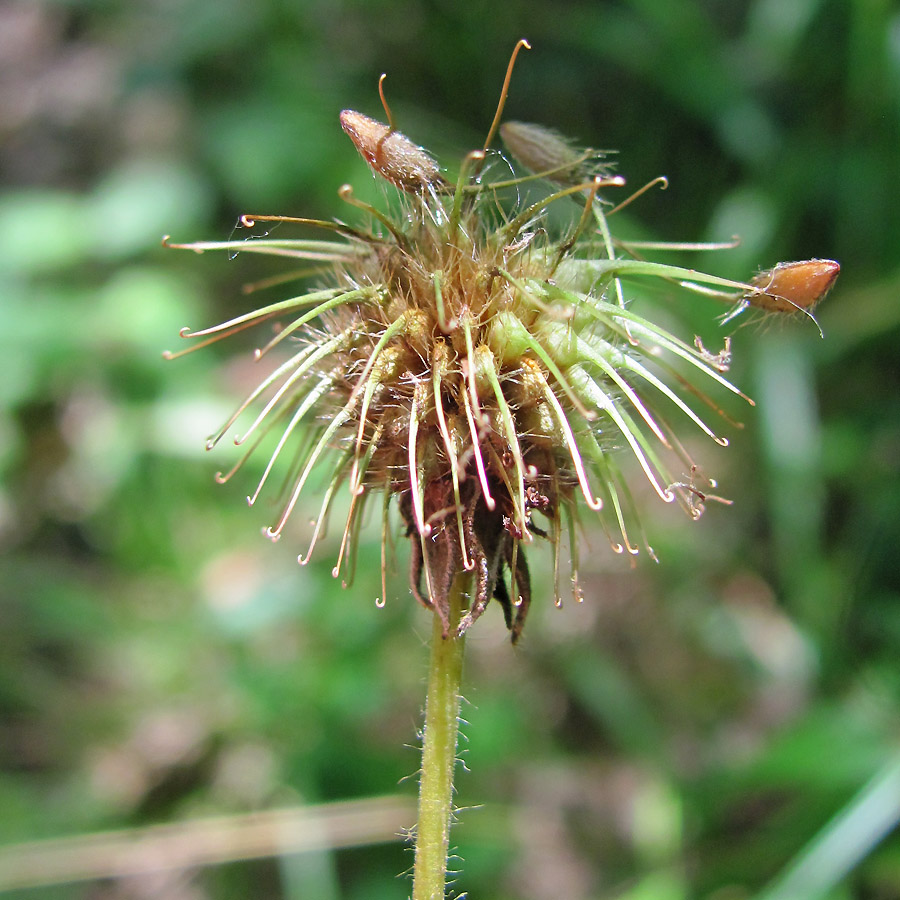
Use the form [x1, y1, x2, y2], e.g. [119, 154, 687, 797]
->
[2, 1, 900, 898]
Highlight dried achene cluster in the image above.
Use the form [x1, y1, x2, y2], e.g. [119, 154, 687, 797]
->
[165, 66, 837, 642]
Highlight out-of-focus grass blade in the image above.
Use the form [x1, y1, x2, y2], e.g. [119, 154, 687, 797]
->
[755, 754, 900, 900]
[0, 795, 414, 892]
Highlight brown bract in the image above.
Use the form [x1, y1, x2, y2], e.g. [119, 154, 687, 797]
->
[340, 110, 448, 193]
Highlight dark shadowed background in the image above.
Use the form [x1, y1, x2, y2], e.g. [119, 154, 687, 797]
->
[2, 1, 900, 898]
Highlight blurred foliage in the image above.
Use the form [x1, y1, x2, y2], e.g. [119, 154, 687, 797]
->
[2, 1, 900, 898]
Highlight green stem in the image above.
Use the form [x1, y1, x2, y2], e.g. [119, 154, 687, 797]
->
[412, 573, 468, 900]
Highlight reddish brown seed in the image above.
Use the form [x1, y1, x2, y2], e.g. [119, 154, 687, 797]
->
[744, 259, 840, 313]
[339, 109, 446, 193]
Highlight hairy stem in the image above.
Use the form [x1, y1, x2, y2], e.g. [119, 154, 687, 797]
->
[412, 573, 468, 900]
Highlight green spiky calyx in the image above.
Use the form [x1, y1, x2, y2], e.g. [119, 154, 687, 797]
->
[164, 101, 755, 642]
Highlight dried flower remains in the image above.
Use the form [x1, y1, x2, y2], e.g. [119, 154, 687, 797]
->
[164, 42, 836, 642]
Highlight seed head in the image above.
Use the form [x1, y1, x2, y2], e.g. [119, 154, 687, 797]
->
[164, 47, 833, 643]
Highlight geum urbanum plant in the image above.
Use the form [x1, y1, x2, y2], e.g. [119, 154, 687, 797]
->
[164, 40, 838, 900]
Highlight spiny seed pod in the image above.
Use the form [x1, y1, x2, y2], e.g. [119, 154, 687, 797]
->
[164, 47, 795, 644]
[743, 258, 840, 314]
